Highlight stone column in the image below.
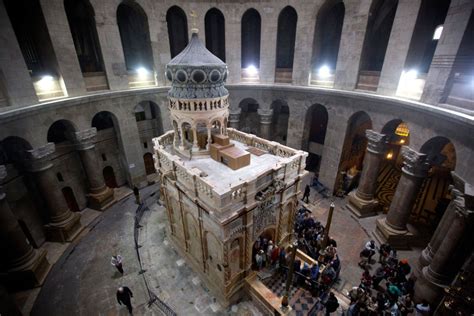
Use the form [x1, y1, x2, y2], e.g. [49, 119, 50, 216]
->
[291, 5, 315, 86]
[228, 109, 241, 130]
[421, 0, 473, 105]
[40, 0, 86, 96]
[259, 12, 277, 84]
[414, 183, 473, 304]
[73, 128, 114, 211]
[0, 165, 51, 290]
[334, 0, 372, 90]
[417, 173, 463, 271]
[25, 144, 83, 242]
[225, 7, 241, 84]
[347, 130, 387, 217]
[258, 109, 273, 140]
[192, 128, 199, 151]
[375, 147, 429, 248]
[0, 1, 38, 107]
[377, 0, 422, 95]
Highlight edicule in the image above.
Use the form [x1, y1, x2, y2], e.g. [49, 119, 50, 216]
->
[153, 30, 307, 304]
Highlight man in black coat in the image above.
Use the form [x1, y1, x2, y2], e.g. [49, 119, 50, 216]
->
[117, 286, 134, 314]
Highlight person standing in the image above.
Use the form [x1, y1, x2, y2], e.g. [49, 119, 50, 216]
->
[255, 250, 264, 270]
[111, 255, 124, 275]
[116, 286, 134, 314]
[323, 292, 339, 315]
[302, 184, 310, 203]
[133, 186, 141, 204]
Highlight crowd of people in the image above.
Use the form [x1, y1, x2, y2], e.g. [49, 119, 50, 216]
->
[345, 240, 430, 315]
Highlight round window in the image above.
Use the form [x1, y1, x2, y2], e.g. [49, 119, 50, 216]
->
[191, 70, 206, 84]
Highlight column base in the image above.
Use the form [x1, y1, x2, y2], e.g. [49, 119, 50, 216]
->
[44, 212, 83, 242]
[88, 187, 115, 211]
[1, 249, 51, 291]
[346, 191, 380, 218]
[413, 266, 446, 305]
[373, 218, 414, 249]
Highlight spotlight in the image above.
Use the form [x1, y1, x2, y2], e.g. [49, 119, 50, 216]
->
[245, 65, 258, 76]
[400, 139, 405, 144]
[318, 65, 331, 78]
[37, 75, 54, 90]
[386, 151, 393, 160]
[136, 67, 149, 77]
[433, 25, 443, 40]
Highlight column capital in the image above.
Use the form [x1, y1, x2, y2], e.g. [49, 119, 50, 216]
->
[401, 146, 430, 178]
[73, 128, 97, 150]
[25, 143, 55, 172]
[366, 130, 388, 154]
[257, 108, 273, 124]
[450, 171, 474, 210]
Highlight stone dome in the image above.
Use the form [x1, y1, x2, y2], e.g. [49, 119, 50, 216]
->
[166, 31, 228, 99]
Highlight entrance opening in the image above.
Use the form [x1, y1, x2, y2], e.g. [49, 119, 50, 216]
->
[103, 166, 118, 188]
[143, 153, 155, 175]
[251, 228, 276, 270]
[62, 186, 80, 212]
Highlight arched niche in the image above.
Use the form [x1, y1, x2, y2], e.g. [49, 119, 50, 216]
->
[205, 8, 225, 61]
[238, 98, 260, 135]
[241, 9, 261, 69]
[303, 104, 328, 173]
[275, 6, 297, 83]
[166, 6, 188, 58]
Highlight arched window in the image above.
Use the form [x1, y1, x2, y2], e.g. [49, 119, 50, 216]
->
[275, 6, 297, 83]
[117, 2, 153, 71]
[310, 1, 345, 85]
[64, 0, 104, 73]
[241, 9, 261, 69]
[166, 6, 188, 58]
[205, 8, 225, 61]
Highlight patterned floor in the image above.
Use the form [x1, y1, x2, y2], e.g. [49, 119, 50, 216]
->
[375, 162, 401, 212]
[261, 272, 320, 314]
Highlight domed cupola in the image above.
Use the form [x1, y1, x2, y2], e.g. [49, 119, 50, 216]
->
[166, 29, 230, 158]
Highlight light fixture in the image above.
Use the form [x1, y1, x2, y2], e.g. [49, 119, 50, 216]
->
[403, 69, 418, 80]
[433, 25, 443, 40]
[244, 65, 258, 76]
[136, 67, 149, 77]
[386, 151, 393, 160]
[318, 65, 331, 78]
[399, 139, 405, 144]
[37, 75, 54, 90]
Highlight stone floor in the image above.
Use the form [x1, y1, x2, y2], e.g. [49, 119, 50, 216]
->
[26, 177, 423, 315]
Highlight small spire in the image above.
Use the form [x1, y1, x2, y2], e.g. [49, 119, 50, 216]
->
[190, 10, 199, 34]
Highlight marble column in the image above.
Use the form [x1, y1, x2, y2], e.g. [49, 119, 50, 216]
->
[375, 147, 429, 248]
[347, 130, 387, 217]
[414, 183, 473, 304]
[417, 173, 463, 271]
[0, 165, 51, 290]
[258, 109, 273, 140]
[25, 143, 83, 242]
[228, 109, 241, 130]
[73, 128, 114, 210]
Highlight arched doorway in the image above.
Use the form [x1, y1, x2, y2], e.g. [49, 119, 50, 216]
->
[205, 8, 225, 61]
[335, 111, 372, 194]
[166, 6, 188, 58]
[251, 228, 276, 270]
[303, 104, 329, 173]
[310, 0, 345, 86]
[238, 98, 260, 135]
[143, 153, 155, 175]
[357, 0, 399, 91]
[241, 8, 261, 81]
[375, 120, 410, 212]
[275, 6, 297, 83]
[62, 187, 80, 212]
[416, 137, 456, 228]
[270, 100, 289, 144]
[103, 166, 118, 188]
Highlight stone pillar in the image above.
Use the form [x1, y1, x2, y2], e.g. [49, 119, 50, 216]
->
[228, 109, 241, 130]
[25, 143, 83, 242]
[347, 130, 387, 217]
[0, 165, 51, 290]
[40, 0, 86, 97]
[421, 0, 473, 105]
[259, 12, 277, 84]
[334, 0, 372, 90]
[414, 183, 473, 304]
[291, 6, 315, 86]
[377, 0, 422, 95]
[0, 0, 38, 107]
[417, 173, 463, 271]
[73, 128, 114, 211]
[225, 8, 241, 84]
[375, 147, 429, 248]
[258, 109, 273, 140]
[192, 128, 199, 151]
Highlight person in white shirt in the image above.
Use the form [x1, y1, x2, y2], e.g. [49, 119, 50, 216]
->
[111, 255, 124, 275]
